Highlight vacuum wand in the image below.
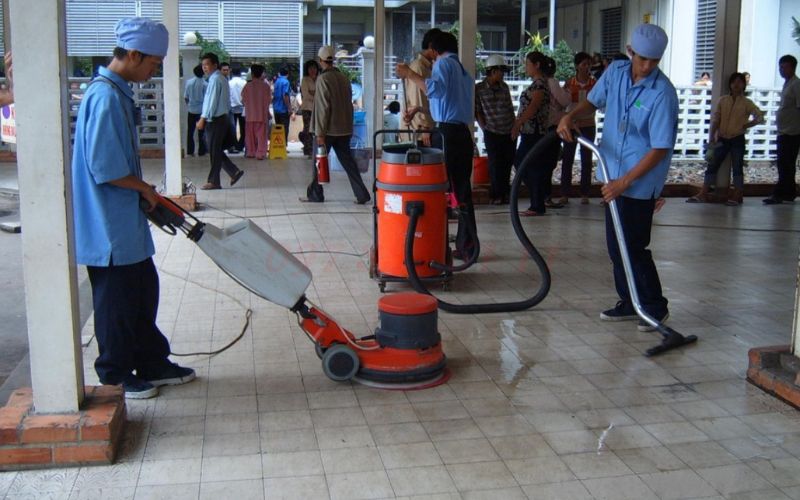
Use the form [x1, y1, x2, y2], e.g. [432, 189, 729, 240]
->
[576, 136, 697, 357]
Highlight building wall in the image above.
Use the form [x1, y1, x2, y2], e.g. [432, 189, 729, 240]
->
[662, 0, 697, 86]
[776, 0, 800, 86]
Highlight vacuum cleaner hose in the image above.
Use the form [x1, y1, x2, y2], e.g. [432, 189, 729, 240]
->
[403, 130, 559, 314]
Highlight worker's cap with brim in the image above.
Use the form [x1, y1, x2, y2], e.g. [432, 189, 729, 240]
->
[115, 17, 169, 58]
[485, 54, 509, 71]
[630, 23, 668, 60]
[318, 45, 335, 61]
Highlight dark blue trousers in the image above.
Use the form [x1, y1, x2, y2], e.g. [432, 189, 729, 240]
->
[87, 257, 171, 384]
[605, 196, 668, 318]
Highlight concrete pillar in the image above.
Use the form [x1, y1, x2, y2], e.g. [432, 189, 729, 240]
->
[431, 0, 435, 28]
[163, 0, 182, 196]
[411, 5, 416, 55]
[712, 0, 741, 193]
[10, 0, 84, 412]
[362, 48, 376, 146]
[180, 45, 201, 156]
[373, 0, 385, 150]
[520, 0, 527, 50]
[459, 0, 477, 78]
[459, 0, 476, 138]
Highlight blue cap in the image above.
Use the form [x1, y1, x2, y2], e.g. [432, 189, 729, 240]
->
[115, 17, 169, 58]
[631, 23, 668, 59]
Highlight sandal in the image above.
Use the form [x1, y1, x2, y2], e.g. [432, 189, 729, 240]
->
[686, 191, 709, 203]
[521, 209, 543, 217]
[544, 198, 564, 209]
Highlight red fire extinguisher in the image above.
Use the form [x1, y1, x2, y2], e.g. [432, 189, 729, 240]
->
[316, 145, 330, 184]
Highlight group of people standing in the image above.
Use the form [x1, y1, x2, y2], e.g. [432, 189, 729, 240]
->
[183, 57, 295, 189]
[475, 50, 597, 216]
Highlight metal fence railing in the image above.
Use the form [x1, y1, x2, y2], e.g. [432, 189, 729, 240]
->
[60, 76, 780, 160]
[68, 77, 165, 148]
[471, 80, 779, 161]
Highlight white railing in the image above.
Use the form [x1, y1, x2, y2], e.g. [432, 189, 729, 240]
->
[403, 79, 778, 161]
[62, 76, 780, 159]
[67, 77, 165, 148]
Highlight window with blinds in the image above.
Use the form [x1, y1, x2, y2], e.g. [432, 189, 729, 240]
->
[62, 0, 300, 57]
[694, 0, 716, 79]
[179, 0, 221, 42]
[66, 0, 137, 56]
[221, 1, 301, 58]
[601, 7, 622, 58]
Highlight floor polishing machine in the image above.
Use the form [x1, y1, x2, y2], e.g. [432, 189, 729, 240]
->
[141, 197, 448, 389]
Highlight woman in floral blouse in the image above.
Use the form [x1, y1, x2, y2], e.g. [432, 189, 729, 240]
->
[512, 51, 552, 216]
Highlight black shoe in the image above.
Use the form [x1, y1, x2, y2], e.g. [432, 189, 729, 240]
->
[142, 363, 196, 388]
[121, 377, 159, 399]
[763, 196, 783, 205]
[230, 170, 245, 186]
[355, 197, 371, 205]
[600, 301, 638, 321]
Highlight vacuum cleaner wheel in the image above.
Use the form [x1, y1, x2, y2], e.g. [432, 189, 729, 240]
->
[321, 344, 360, 381]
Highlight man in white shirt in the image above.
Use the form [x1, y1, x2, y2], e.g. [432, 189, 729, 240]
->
[229, 67, 247, 154]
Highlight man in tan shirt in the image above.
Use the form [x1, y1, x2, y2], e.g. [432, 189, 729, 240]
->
[306, 45, 370, 204]
[402, 29, 441, 147]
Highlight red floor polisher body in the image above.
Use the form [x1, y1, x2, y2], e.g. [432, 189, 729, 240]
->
[142, 197, 448, 388]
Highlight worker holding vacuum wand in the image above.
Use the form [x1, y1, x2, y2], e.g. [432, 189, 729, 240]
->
[557, 23, 690, 351]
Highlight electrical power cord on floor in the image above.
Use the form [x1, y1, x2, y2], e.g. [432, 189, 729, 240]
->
[157, 266, 253, 358]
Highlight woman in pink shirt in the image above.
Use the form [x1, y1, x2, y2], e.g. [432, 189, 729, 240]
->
[241, 64, 272, 160]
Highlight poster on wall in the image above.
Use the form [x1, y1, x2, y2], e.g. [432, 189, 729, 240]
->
[1, 105, 16, 144]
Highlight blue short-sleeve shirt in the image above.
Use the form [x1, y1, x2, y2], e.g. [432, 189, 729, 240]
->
[71, 66, 155, 267]
[588, 60, 679, 199]
[426, 53, 474, 126]
[273, 75, 291, 114]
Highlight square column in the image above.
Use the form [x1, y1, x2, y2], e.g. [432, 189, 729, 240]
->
[163, 0, 183, 196]
[9, 0, 83, 413]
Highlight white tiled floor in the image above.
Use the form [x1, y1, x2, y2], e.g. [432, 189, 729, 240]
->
[2, 150, 800, 499]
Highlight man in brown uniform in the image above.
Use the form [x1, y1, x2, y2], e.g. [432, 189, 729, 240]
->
[403, 28, 441, 147]
[306, 45, 371, 204]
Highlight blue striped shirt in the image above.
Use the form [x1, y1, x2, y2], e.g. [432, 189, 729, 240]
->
[201, 70, 230, 120]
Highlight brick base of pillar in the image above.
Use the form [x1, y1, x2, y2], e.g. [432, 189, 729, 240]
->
[0, 386, 126, 470]
[747, 345, 800, 409]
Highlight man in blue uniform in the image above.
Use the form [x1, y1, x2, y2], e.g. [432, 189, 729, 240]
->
[558, 24, 692, 354]
[71, 18, 196, 399]
[396, 31, 479, 261]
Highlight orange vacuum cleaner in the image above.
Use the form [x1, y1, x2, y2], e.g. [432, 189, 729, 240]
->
[141, 196, 448, 388]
